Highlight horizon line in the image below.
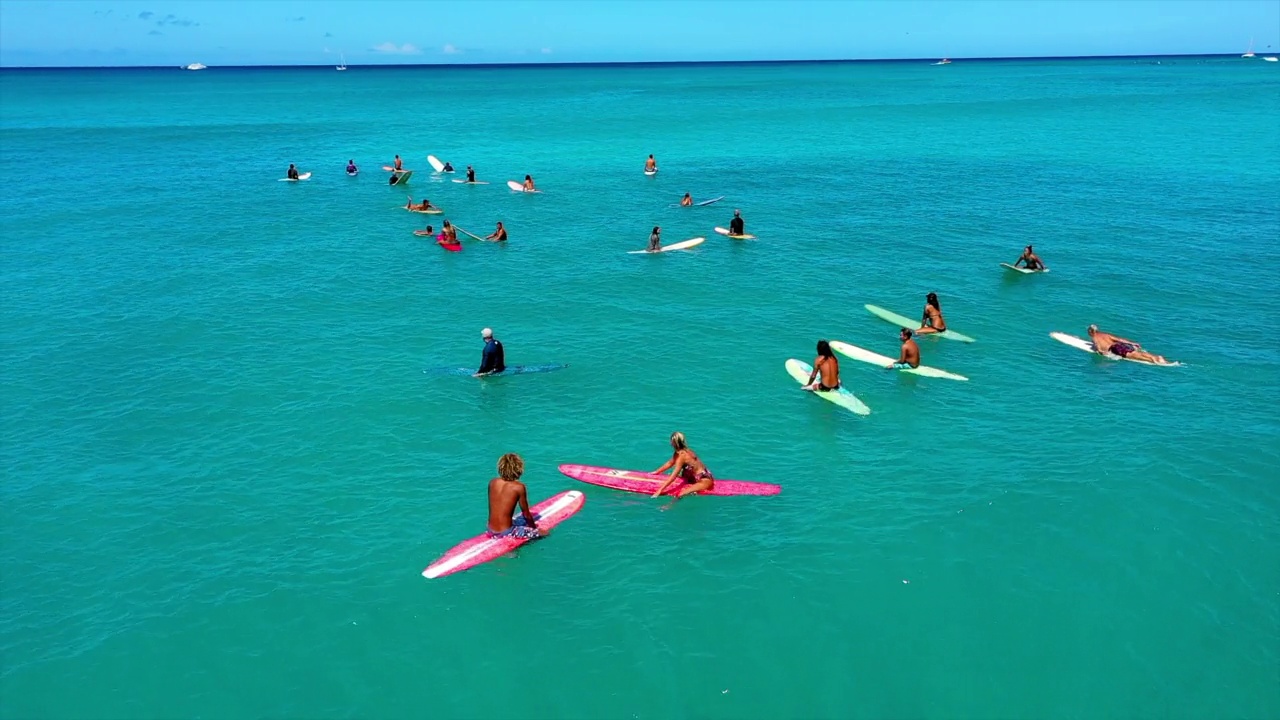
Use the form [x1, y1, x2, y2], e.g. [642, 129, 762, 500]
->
[0, 52, 1261, 71]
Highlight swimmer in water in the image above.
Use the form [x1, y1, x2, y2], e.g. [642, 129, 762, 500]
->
[485, 453, 547, 539]
[651, 431, 714, 498]
[887, 329, 920, 369]
[485, 221, 508, 242]
[802, 340, 841, 391]
[1086, 324, 1171, 364]
[916, 292, 948, 335]
[680, 193, 693, 207]
[1014, 245, 1047, 271]
[522, 175, 536, 191]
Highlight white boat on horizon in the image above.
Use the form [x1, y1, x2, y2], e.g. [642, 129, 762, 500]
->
[932, 58, 951, 65]
[1264, 56, 1278, 63]
[336, 53, 347, 71]
[1242, 38, 1255, 58]
[184, 62, 207, 71]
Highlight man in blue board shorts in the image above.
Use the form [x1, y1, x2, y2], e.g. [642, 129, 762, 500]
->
[888, 329, 920, 369]
[475, 328, 506, 376]
[486, 453, 544, 539]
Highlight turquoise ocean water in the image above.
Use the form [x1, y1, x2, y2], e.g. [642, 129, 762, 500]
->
[2, 58, 1278, 719]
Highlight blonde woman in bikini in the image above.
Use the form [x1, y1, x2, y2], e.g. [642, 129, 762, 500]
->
[651, 431, 714, 498]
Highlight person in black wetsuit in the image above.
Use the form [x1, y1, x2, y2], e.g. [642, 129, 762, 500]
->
[729, 209, 745, 236]
[287, 164, 299, 180]
[443, 162, 454, 172]
[466, 165, 476, 183]
[475, 328, 506, 376]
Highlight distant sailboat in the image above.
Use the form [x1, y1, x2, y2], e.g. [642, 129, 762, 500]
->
[184, 62, 207, 71]
[1242, 38, 1255, 58]
[336, 53, 347, 71]
[932, 58, 951, 65]
[1264, 56, 1278, 63]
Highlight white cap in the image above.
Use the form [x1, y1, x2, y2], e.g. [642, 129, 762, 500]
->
[481, 328, 493, 338]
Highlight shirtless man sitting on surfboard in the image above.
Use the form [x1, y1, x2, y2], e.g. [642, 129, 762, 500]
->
[916, 292, 948, 335]
[888, 329, 921, 369]
[1014, 245, 1047, 271]
[486, 453, 546, 539]
[485, 222, 508, 242]
[645, 155, 657, 173]
[1086, 325, 1170, 364]
[802, 340, 841, 391]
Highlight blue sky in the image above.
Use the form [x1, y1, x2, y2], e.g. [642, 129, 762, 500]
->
[1, 0, 1278, 67]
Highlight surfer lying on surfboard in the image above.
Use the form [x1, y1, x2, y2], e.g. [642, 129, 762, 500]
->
[801, 340, 842, 391]
[888, 329, 921, 369]
[1014, 245, 1047, 271]
[405, 197, 435, 212]
[651, 432, 715, 498]
[487, 453, 547, 539]
[916, 292, 949, 335]
[1087, 325, 1169, 364]
[485, 222, 508, 242]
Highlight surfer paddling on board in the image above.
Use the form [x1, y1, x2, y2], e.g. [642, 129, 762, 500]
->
[729, 209, 745, 237]
[647, 226, 662, 252]
[801, 340, 842, 391]
[651, 432, 715, 498]
[404, 197, 435, 211]
[680, 193, 693, 207]
[915, 292, 948, 335]
[286, 164, 299, 180]
[645, 154, 657, 173]
[1014, 245, 1047, 271]
[1086, 325, 1171, 364]
[475, 328, 506, 377]
[485, 222, 508, 242]
[888, 329, 921, 369]
[486, 453, 546, 539]
[466, 165, 477, 183]
[522, 175, 536, 191]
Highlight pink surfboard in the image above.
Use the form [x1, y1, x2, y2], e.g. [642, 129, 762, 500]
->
[437, 234, 462, 252]
[422, 490, 584, 579]
[557, 464, 781, 497]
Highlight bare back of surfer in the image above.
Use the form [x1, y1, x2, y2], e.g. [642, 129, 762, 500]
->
[523, 175, 536, 191]
[393, 155, 403, 171]
[802, 340, 841, 391]
[1015, 245, 1046, 271]
[1086, 324, 1170, 364]
[889, 329, 921, 369]
[916, 292, 947, 334]
[651, 431, 714, 498]
[485, 222, 507, 242]
[486, 453, 545, 539]
[645, 154, 657, 172]
[680, 193, 693, 207]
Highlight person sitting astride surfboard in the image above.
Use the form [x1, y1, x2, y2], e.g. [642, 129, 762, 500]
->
[729, 209, 745, 236]
[680, 193, 693, 207]
[647, 226, 662, 252]
[486, 453, 546, 540]
[645, 154, 657, 173]
[522, 175, 536, 192]
[346, 159, 358, 174]
[405, 197, 434, 211]
[916, 292, 948, 335]
[393, 154, 404, 171]
[441, 219, 458, 243]
[1086, 324, 1169, 364]
[802, 340, 842, 391]
[651, 431, 715, 498]
[466, 165, 477, 183]
[475, 327, 506, 377]
[888, 329, 921, 369]
[1014, 245, 1047, 271]
[287, 163, 299, 180]
[485, 221, 508, 242]
[443, 161, 454, 172]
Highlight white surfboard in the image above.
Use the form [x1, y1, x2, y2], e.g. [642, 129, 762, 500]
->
[713, 226, 756, 240]
[829, 340, 968, 381]
[784, 359, 871, 415]
[427, 155, 445, 173]
[390, 170, 413, 185]
[1049, 332, 1180, 366]
[627, 237, 705, 254]
[279, 172, 312, 182]
[453, 179, 489, 185]
[1001, 263, 1047, 274]
[644, 169, 657, 176]
[506, 180, 540, 193]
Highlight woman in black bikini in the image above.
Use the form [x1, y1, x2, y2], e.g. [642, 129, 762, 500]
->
[651, 431, 714, 498]
[802, 340, 841, 392]
[917, 292, 948, 335]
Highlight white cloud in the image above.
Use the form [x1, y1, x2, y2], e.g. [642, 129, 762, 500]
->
[371, 42, 421, 55]
[442, 43, 460, 55]
[541, 47, 552, 54]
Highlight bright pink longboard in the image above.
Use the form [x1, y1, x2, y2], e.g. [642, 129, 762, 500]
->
[422, 490, 584, 579]
[557, 464, 781, 497]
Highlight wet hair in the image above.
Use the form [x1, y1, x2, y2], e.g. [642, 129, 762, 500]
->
[443, 220, 452, 227]
[901, 328, 913, 339]
[926, 292, 940, 310]
[1087, 324, 1098, 334]
[652, 226, 660, 234]
[816, 339, 833, 357]
[1025, 245, 1034, 252]
[425, 225, 434, 233]
[669, 431, 688, 450]
[497, 453, 524, 481]
[525, 175, 531, 181]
